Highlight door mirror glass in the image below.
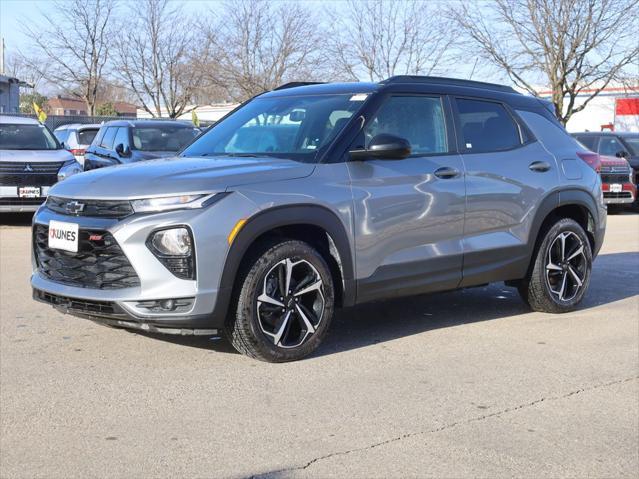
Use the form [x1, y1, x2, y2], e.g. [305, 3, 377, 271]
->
[115, 143, 131, 157]
[350, 134, 411, 160]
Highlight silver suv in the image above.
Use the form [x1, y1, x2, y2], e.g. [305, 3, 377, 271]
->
[31, 77, 606, 362]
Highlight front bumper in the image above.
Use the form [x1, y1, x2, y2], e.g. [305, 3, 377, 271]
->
[30, 195, 258, 334]
[0, 186, 51, 212]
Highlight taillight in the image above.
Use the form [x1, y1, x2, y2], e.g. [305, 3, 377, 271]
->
[576, 151, 601, 172]
[70, 148, 85, 156]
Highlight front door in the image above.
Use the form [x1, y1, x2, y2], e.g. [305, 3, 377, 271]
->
[347, 94, 466, 303]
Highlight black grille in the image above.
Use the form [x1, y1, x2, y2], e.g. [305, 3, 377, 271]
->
[34, 225, 140, 289]
[601, 173, 630, 184]
[0, 161, 64, 187]
[0, 197, 46, 206]
[46, 196, 134, 218]
[604, 192, 632, 199]
[33, 289, 122, 316]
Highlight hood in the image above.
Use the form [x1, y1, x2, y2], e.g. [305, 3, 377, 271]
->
[0, 149, 75, 163]
[599, 155, 631, 168]
[49, 155, 315, 200]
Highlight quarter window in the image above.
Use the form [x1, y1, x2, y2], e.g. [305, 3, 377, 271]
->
[365, 96, 448, 154]
[456, 98, 521, 152]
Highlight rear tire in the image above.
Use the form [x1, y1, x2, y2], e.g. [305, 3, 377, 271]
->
[226, 240, 335, 362]
[518, 218, 592, 313]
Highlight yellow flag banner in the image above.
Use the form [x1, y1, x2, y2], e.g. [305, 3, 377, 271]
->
[33, 102, 47, 123]
[191, 109, 200, 128]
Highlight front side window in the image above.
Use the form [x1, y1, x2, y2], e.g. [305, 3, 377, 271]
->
[113, 127, 130, 149]
[456, 98, 521, 153]
[598, 137, 624, 157]
[364, 96, 448, 154]
[0, 123, 60, 150]
[623, 136, 639, 155]
[131, 125, 199, 152]
[181, 94, 367, 162]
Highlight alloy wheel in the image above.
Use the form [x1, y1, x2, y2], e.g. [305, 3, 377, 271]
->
[545, 231, 588, 302]
[256, 258, 325, 348]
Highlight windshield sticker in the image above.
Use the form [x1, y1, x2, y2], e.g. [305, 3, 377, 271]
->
[349, 94, 368, 102]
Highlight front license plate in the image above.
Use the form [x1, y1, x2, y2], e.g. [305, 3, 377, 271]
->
[48, 220, 79, 253]
[18, 186, 41, 198]
[610, 183, 622, 193]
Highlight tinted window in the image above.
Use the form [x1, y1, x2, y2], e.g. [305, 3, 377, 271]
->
[77, 128, 99, 145]
[181, 94, 366, 162]
[516, 110, 582, 152]
[113, 127, 129, 149]
[623, 137, 639, 155]
[100, 127, 118, 149]
[131, 125, 199, 152]
[598, 137, 624, 157]
[574, 135, 598, 150]
[0, 123, 59, 150]
[365, 96, 448, 154]
[456, 98, 520, 152]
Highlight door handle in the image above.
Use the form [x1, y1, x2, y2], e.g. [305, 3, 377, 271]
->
[529, 161, 551, 172]
[434, 166, 461, 179]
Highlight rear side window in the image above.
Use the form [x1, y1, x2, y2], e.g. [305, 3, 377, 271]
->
[598, 137, 624, 157]
[456, 98, 521, 153]
[78, 128, 99, 145]
[365, 96, 448, 154]
[100, 127, 118, 149]
[574, 135, 598, 150]
[516, 110, 582, 152]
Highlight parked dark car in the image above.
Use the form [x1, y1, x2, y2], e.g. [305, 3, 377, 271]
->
[572, 132, 639, 195]
[83, 120, 200, 171]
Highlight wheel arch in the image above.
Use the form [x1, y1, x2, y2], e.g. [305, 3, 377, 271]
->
[211, 204, 356, 325]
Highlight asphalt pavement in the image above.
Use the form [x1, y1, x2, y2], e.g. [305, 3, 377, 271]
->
[1, 212, 637, 478]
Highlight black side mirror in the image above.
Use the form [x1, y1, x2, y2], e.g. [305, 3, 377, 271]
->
[349, 134, 412, 160]
[616, 150, 629, 159]
[115, 143, 131, 157]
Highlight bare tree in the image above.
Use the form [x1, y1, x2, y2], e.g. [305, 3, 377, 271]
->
[325, 0, 455, 82]
[115, 0, 208, 118]
[21, 0, 114, 115]
[203, 0, 322, 102]
[451, 0, 639, 125]
[4, 53, 46, 91]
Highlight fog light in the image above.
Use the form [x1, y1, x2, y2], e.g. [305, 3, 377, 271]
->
[160, 299, 176, 311]
[151, 228, 191, 255]
[147, 227, 196, 280]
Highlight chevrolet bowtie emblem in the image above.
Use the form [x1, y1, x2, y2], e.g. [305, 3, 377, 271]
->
[65, 201, 85, 214]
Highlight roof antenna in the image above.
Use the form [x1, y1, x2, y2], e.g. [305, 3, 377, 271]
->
[469, 58, 478, 80]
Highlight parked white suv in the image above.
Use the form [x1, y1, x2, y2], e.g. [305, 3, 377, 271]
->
[53, 123, 100, 166]
[0, 116, 82, 213]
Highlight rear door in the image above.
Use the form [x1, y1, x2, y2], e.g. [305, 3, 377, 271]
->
[348, 94, 466, 302]
[453, 97, 559, 286]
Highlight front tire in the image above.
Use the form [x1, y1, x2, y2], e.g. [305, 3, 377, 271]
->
[518, 218, 592, 313]
[226, 240, 335, 362]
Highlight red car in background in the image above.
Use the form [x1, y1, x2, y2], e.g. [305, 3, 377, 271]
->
[599, 155, 636, 211]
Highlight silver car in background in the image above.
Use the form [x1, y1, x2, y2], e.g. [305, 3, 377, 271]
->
[0, 116, 82, 213]
[53, 123, 100, 166]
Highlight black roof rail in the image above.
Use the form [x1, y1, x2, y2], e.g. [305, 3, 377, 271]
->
[380, 75, 519, 94]
[273, 81, 326, 91]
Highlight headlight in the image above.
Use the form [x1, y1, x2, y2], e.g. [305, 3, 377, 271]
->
[57, 159, 83, 181]
[131, 193, 224, 213]
[147, 227, 195, 279]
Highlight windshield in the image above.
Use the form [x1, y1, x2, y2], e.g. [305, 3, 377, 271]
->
[624, 136, 639, 155]
[180, 94, 367, 162]
[0, 123, 60, 150]
[131, 125, 199, 152]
